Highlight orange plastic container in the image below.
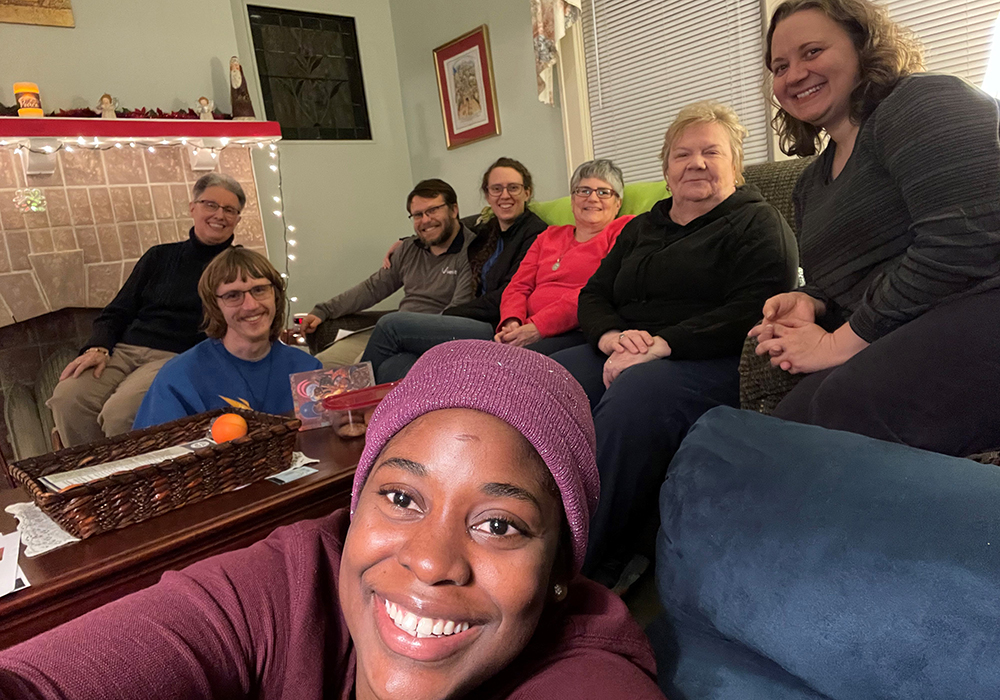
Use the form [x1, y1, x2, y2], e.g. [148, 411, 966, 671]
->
[13, 82, 43, 116]
[321, 382, 400, 438]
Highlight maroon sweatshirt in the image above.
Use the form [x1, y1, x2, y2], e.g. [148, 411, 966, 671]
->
[0, 509, 664, 699]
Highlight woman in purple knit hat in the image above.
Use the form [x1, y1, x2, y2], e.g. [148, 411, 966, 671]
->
[0, 340, 664, 700]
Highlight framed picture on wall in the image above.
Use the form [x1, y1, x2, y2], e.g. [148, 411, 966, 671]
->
[0, 0, 74, 27]
[433, 25, 501, 149]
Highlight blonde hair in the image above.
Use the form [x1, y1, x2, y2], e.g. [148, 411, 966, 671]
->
[198, 247, 286, 342]
[659, 101, 748, 186]
[765, 0, 925, 156]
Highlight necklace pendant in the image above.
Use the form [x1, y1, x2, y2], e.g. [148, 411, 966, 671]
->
[551, 261, 560, 271]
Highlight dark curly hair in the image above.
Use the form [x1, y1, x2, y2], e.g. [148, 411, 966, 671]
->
[765, 0, 925, 156]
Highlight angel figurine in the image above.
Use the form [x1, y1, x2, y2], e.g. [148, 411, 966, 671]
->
[230, 56, 256, 121]
[96, 93, 118, 119]
[196, 96, 215, 120]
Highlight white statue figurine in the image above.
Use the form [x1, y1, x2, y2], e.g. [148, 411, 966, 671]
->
[196, 96, 215, 120]
[96, 93, 118, 119]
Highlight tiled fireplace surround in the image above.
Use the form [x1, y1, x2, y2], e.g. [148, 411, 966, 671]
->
[0, 144, 268, 461]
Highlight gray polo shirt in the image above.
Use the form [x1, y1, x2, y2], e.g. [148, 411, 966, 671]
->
[310, 224, 475, 321]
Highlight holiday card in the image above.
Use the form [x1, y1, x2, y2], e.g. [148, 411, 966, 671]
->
[289, 362, 376, 430]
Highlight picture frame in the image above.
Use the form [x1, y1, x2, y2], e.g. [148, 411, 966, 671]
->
[433, 25, 501, 149]
[0, 0, 74, 27]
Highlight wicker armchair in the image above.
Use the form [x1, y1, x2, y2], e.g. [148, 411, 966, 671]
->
[738, 157, 814, 415]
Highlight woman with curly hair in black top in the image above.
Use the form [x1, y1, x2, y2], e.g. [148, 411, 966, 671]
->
[752, 0, 1000, 457]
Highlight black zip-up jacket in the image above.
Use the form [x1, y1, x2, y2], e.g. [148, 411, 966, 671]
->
[443, 208, 548, 326]
[577, 185, 798, 359]
[84, 228, 233, 355]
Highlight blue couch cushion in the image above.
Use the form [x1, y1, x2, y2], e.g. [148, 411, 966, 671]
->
[656, 407, 1000, 700]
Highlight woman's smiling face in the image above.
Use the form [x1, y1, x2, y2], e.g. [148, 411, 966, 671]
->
[339, 408, 564, 700]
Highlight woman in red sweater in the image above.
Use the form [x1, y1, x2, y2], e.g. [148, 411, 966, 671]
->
[495, 159, 633, 355]
[0, 341, 664, 700]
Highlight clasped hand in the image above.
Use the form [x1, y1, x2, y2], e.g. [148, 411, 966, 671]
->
[749, 292, 866, 374]
[599, 330, 671, 388]
[494, 320, 541, 348]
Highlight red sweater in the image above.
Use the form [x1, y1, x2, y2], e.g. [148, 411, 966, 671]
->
[499, 216, 633, 337]
[0, 508, 664, 700]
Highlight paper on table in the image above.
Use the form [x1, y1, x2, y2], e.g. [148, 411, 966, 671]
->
[291, 451, 320, 469]
[0, 531, 20, 597]
[267, 452, 321, 485]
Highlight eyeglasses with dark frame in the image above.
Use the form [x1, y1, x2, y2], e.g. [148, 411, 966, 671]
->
[571, 186, 617, 200]
[195, 199, 242, 219]
[487, 183, 526, 197]
[408, 203, 450, 220]
[216, 283, 274, 307]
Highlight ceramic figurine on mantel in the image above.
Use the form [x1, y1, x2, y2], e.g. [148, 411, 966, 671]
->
[229, 56, 255, 120]
[96, 93, 118, 119]
[196, 96, 214, 120]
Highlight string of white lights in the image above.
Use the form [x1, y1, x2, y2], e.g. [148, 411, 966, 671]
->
[265, 142, 298, 322]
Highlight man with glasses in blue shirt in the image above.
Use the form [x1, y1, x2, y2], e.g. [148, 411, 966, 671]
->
[48, 173, 246, 446]
[134, 247, 320, 429]
[301, 179, 475, 367]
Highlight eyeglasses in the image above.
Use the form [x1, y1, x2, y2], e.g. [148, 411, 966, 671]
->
[195, 199, 242, 219]
[408, 203, 449, 220]
[216, 283, 274, 307]
[487, 183, 525, 197]
[571, 186, 617, 200]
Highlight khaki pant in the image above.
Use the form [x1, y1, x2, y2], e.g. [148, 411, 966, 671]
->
[47, 343, 176, 447]
[314, 330, 372, 369]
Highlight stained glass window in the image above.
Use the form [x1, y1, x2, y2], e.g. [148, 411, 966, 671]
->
[248, 6, 372, 140]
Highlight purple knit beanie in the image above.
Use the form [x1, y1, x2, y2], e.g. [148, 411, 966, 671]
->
[351, 339, 599, 573]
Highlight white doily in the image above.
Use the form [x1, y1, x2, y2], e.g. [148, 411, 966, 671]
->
[4, 502, 80, 557]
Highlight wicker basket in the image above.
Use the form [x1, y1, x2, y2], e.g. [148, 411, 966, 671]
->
[8, 408, 300, 539]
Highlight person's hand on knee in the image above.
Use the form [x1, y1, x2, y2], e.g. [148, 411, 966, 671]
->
[301, 314, 322, 334]
[60, 347, 110, 381]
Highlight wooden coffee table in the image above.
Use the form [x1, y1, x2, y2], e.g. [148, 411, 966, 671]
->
[0, 426, 364, 650]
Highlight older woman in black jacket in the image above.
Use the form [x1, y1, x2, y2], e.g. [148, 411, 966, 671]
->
[552, 101, 798, 590]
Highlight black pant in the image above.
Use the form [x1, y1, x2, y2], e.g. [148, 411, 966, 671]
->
[550, 344, 740, 575]
[775, 288, 1000, 457]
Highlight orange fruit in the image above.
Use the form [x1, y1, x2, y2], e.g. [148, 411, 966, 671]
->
[211, 413, 248, 443]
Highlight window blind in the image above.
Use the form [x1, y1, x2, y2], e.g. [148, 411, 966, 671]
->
[581, 0, 770, 184]
[885, 0, 1000, 88]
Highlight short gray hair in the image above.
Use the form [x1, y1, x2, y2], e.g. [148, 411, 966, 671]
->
[192, 172, 246, 209]
[569, 158, 625, 199]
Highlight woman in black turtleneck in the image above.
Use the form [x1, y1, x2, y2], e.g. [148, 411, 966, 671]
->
[47, 173, 240, 447]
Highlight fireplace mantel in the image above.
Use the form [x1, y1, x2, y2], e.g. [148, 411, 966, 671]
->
[0, 117, 281, 142]
[0, 118, 282, 175]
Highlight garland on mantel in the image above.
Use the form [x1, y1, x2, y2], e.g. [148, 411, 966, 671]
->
[0, 103, 233, 119]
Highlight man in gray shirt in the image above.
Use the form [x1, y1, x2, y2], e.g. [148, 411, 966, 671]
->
[302, 179, 475, 367]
